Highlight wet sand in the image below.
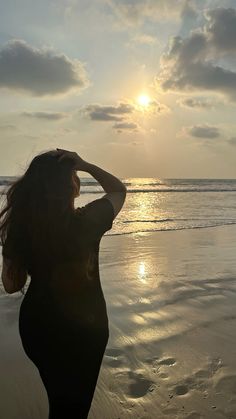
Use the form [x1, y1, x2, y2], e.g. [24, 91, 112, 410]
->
[1, 225, 236, 418]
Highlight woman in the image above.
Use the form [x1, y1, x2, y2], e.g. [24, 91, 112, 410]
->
[0, 148, 126, 418]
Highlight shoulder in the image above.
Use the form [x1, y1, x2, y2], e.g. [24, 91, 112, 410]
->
[75, 197, 114, 218]
[74, 197, 115, 237]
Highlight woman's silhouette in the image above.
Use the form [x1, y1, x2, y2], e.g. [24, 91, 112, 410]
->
[0, 149, 126, 418]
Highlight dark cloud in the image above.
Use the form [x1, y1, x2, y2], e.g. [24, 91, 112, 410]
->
[161, 31, 207, 66]
[178, 97, 215, 108]
[84, 103, 134, 121]
[206, 8, 236, 53]
[89, 112, 122, 121]
[0, 40, 89, 96]
[83, 102, 141, 131]
[82, 103, 142, 132]
[188, 124, 221, 138]
[157, 7, 236, 101]
[162, 58, 236, 100]
[113, 122, 138, 130]
[83, 98, 168, 132]
[21, 111, 68, 120]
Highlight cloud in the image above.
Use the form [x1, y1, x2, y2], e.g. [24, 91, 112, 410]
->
[186, 124, 221, 138]
[84, 103, 134, 121]
[177, 97, 215, 109]
[113, 122, 138, 130]
[83, 102, 138, 131]
[89, 112, 122, 121]
[83, 98, 168, 133]
[0, 39, 89, 96]
[157, 7, 236, 101]
[21, 111, 68, 120]
[107, 0, 185, 27]
[206, 8, 236, 53]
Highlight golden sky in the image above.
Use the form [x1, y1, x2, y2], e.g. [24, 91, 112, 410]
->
[0, 0, 236, 178]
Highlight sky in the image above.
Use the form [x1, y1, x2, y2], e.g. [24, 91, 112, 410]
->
[0, 0, 236, 178]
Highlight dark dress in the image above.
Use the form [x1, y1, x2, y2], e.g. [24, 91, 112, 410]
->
[2, 197, 114, 419]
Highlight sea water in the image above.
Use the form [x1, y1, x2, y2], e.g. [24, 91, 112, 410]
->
[1, 177, 236, 236]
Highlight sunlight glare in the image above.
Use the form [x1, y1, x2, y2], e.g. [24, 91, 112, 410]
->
[137, 94, 151, 107]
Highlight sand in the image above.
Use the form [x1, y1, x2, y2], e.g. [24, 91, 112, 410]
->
[1, 225, 236, 418]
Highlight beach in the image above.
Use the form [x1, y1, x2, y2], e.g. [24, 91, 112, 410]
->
[1, 225, 236, 418]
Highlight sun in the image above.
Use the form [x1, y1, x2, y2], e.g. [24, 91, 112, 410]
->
[137, 94, 151, 107]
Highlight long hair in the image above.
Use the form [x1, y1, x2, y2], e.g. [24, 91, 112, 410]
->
[0, 150, 79, 294]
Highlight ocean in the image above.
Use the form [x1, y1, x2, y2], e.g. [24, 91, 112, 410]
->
[1, 177, 236, 236]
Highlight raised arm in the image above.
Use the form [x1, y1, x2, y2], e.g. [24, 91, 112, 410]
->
[56, 149, 127, 218]
[83, 162, 126, 218]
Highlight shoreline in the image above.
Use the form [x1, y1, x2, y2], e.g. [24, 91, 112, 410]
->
[105, 222, 236, 238]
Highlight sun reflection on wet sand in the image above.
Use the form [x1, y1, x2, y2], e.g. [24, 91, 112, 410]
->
[138, 261, 146, 283]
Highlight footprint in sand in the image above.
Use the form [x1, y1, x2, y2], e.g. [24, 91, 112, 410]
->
[174, 384, 189, 396]
[170, 357, 223, 397]
[159, 372, 169, 379]
[127, 371, 156, 398]
[171, 376, 202, 397]
[111, 370, 156, 399]
[105, 349, 157, 398]
[145, 355, 177, 373]
[145, 356, 176, 367]
[158, 357, 176, 366]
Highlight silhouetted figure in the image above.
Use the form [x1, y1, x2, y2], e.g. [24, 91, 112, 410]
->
[0, 149, 126, 418]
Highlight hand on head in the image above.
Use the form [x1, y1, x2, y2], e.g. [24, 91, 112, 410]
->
[56, 148, 88, 171]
